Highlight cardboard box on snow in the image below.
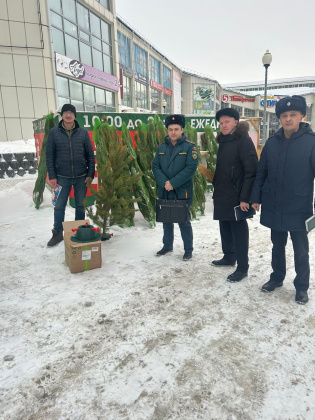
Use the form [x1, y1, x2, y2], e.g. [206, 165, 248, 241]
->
[63, 220, 102, 273]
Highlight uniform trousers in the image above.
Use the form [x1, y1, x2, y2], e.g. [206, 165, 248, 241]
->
[270, 229, 309, 291]
[219, 219, 249, 272]
[163, 210, 193, 252]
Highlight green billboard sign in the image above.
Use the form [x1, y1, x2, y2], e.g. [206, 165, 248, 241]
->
[33, 113, 220, 134]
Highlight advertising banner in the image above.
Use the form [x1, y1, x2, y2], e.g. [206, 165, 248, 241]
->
[193, 84, 215, 114]
[55, 52, 119, 92]
[173, 70, 181, 113]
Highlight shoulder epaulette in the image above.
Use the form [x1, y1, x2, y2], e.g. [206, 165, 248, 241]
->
[185, 140, 196, 145]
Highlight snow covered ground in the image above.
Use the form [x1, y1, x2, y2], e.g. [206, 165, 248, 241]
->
[1, 159, 315, 419]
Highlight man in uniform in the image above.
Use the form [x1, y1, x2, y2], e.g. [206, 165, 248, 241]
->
[46, 104, 95, 247]
[152, 114, 198, 260]
[252, 95, 315, 304]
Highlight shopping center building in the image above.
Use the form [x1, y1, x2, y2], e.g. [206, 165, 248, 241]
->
[1, 0, 314, 141]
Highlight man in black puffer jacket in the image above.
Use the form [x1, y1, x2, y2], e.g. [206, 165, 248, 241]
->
[46, 104, 95, 246]
[252, 95, 315, 304]
[212, 108, 258, 282]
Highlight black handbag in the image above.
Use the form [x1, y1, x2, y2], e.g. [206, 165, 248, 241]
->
[156, 190, 189, 224]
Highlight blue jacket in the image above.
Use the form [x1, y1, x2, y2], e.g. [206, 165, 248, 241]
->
[251, 123, 315, 231]
[46, 120, 95, 180]
[152, 134, 198, 206]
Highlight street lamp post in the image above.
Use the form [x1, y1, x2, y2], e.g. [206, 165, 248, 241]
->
[262, 50, 272, 144]
[162, 99, 167, 114]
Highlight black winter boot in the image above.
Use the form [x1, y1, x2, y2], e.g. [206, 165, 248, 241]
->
[47, 229, 63, 247]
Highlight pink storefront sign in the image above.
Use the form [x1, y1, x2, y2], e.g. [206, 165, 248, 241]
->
[55, 52, 119, 92]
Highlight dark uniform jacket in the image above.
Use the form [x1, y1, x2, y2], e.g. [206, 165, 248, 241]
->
[152, 134, 198, 207]
[213, 122, 258, 221]
[46, 120, 95, 180]
[251, 122, 315, 231]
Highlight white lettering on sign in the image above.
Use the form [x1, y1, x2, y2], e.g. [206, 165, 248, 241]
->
[106, 116, 113, 126]
[211, 119, 217, 129]
[127, 119, 135, 129]
[114, 116, 122, 127]
[82, 250, 91, 260]
[190, 119, 196, 128]
[83, 115, 90, 128]
[135, 119, 142, 127]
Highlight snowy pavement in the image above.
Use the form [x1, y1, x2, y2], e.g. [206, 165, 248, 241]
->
[0, 177, 315, 420]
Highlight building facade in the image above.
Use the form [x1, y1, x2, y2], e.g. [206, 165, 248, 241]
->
[0, 0, 314, 141]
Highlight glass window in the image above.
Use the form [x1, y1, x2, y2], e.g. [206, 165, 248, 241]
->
[92, 49, 103, 71]
[135, 81, 148, 109]
[102, 42, 111, 56]
[51, 12, 63, 29]
[64, 19, 77, 37]
[163, 94, 171, 113]
[103, 54, 112, 75]
[79, 30, 90, 43]
[69, 79, 83, 101]
[121, 76, 131, 107]
[58, 96, 68, 109]
[306, 104, 312, 122]
[150, 56, 161, 84]
[51, 27, 65, 55]
[85, 104, 95, 112]
[105, 90, 114, 107]
[65, 34, 79, 60]
[62, 0, 75, 21]
[71, 99, 84, 111]
[133, 44, 147, 78]
[77, 3, 89, 32]
[83, 84, 95, 103]
[150, 88, 160, 112]
[244, 108, 255, 117]
[92, 36, 101, 50]
[163, 66, 171, 89]
[80, 41, 92, 66]
[117, 31, 131, 69]
[90, 13, 101, 38]
[100, 0, 109, 9]
[49, 0, 61, 14]
[101, 20, 111, 45]
[56, 76, 69, 97]
[95, 87, 105, 105]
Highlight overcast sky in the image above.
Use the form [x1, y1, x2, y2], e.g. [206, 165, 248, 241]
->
[115, 0, 315, 85]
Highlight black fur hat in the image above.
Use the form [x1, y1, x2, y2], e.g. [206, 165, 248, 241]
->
[275, 95, 306, 118]
[216, 108, 240, 121]
[61, 103, 77, 117]
[165, 114, 185, 128]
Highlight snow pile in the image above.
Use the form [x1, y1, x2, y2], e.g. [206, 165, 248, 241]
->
[0, 139, 36, 154]
[0, 178, 315, 419]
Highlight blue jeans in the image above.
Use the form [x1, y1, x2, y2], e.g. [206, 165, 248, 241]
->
[163, 209, 193, 252]
[54, 176, 87, 232]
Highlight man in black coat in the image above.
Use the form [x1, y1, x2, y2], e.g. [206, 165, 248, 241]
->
[152, 114, 198, 260]
[46, 104, 95, 246]
[212, 108, 258, 282]
[252, 95, 315, 304]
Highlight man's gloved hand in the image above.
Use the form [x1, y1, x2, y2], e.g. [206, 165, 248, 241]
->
[85, 177, 93, 186]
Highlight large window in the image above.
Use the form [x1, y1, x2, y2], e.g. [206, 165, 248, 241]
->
[56, 75, 115, 112]
[121, 76, 132, 108]
[306, 104, 312, 122]
[135, 81, 148, 110]
[49, 1, 113, 75]
[133, 44, 147, 78]
[117, 32, 131, 68]
[150, 88, 160, 112]
[244, 108, 255, 117]
[150, 56, 161, 84]
[231, 104, 242, 115]
[163, 65, 171, 89]
[163, 94, 172, 114]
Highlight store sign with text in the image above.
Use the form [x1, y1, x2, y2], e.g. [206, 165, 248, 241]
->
[135, 72, 149, 84]
[260, 95, 282, 107]
[222, 94, 254, 103]
[163, 87, 173, 96]
[150, 80, 163, 91]
[55, 52, 119, 91]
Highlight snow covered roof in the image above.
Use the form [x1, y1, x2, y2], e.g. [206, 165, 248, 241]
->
[250, 86, 315, 97]
[224, 76, 315, 88]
